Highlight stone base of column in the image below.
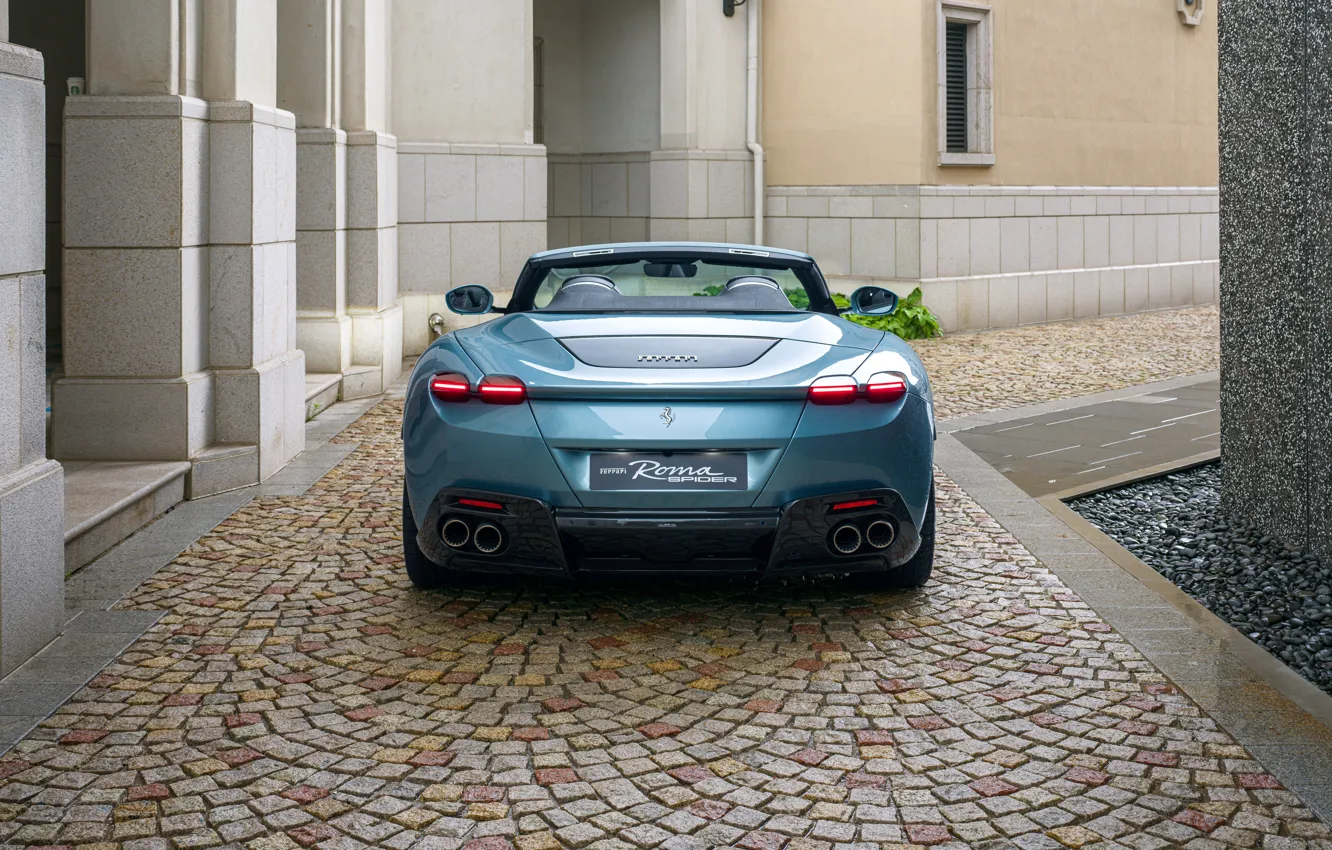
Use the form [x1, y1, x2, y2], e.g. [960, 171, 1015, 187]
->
[53, 371, 216, 461]
[297, 314, 354, 375]
[344, 305, 404, 399]
[0, 459, 65, 677]
[214, 350, 307, 482]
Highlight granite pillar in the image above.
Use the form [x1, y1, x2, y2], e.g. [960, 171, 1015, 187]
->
[280, 0, 354, 383]
[1219, 1, 1332, 559]
[55, 0, 304, 497]
[0, 40, 65, 676]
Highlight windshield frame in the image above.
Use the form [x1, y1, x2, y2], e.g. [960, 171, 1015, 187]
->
[504, 244, 840, 315]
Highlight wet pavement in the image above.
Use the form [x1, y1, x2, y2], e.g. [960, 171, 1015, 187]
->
[952, 378, 1219, 498]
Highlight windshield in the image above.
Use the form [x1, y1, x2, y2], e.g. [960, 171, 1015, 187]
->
[533, 259, 806, 309]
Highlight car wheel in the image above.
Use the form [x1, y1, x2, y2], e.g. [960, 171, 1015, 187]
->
[403, 484, 474, 589]
[854, 484, 935, 589]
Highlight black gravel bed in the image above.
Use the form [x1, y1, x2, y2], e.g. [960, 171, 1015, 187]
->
[1068, 462, 1332, 693]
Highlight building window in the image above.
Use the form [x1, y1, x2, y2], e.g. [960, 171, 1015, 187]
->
[937, 2, 994, 167]
[944, 23, 968, 153]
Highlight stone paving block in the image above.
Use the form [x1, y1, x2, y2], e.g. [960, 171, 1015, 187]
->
[3, 369, 1330, 849]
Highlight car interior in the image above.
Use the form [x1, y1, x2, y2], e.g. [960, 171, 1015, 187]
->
[534, 260, 805, 312]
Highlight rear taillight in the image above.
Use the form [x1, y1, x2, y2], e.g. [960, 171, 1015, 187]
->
[808, 373, 909, 405]
[865, 373, 908, 404]
[808, 376, 858, 405]
[477, 376, 527, 404]
[430, 373, 528, 405]
[429, 373, 471, 402]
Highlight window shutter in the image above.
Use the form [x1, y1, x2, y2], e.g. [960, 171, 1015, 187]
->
[945, 22, 968, 153]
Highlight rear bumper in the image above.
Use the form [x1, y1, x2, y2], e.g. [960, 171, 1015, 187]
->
[414, 486, 921, 578]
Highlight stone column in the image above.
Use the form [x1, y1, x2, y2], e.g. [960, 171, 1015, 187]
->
[1219, 4, 1332, 560]
[651, 0, 752, 243]
[392, 0, 546, 355]
[56, 0, 304, 496]
[55, 0, 217, 471]
[0, 38, 65, 676]
[203, 0, 305, 486]
[280, 0, 353, 384]
[343, 0, 401, 396]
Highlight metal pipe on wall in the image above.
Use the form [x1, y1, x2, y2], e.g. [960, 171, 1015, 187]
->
[746, 0, 764, 245]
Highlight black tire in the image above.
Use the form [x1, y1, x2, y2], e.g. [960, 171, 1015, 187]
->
[854, 484, 935, 589]
[403, 484, 472, 589]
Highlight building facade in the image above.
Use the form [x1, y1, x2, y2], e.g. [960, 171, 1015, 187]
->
[0, 0, 1217, 672]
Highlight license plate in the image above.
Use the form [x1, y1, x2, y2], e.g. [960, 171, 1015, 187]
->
[589, 453, 747, 491]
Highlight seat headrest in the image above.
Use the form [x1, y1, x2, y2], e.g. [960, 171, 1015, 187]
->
[724, 275, 782, 293]
[559, 274, 621, 294]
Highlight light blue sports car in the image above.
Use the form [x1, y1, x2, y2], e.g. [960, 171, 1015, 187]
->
[402, 242, 936, 588]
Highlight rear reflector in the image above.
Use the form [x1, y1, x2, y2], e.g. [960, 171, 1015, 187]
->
[808, 376, 858, 405]
[458, 497, 504, 510]
[832, 499, 879, 511]
[865, 373, 908, 404]
[429, 373, 471, 402]
[477, 375, 527, 404]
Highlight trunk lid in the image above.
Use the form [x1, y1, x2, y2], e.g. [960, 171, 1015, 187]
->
[455, 312, 882, 508]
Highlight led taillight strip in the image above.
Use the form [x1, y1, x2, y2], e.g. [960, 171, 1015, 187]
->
[807, 373, 909, 405]
[430, 373, 528, 405]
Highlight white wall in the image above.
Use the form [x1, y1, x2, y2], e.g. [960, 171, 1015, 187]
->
[391, 0, 533, 143]
[534, 0, 582, 154]
[581, 0, 659, 154]
[533, 0, 660, 156]
[692, 0, 745, 151]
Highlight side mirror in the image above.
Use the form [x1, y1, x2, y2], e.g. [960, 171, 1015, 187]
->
[848, 286, 898, 316]
[445, 285, 495, 315]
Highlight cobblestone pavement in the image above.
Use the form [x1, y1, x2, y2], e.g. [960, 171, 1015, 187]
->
[4, 396, 1329, 850]
[913, 306, 1219, 421]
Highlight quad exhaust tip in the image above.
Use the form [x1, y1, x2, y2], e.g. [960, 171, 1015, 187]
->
[441, 517, 471, 549]
[831, 523, 862, 555]
[865, 519, 896, 550]
[473, 523, 504, 554]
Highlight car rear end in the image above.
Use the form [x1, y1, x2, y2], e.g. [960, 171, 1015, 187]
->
[402, 310, 934, 579]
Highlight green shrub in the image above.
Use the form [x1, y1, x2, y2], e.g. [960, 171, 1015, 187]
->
[846, 287, 942, 341]
[699, 285, 942, 341]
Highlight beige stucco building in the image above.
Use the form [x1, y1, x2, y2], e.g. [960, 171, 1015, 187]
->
[0, 0, 1216, 673]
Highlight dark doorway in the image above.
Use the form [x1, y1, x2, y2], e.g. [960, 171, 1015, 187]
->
[9, 0, 85, 411]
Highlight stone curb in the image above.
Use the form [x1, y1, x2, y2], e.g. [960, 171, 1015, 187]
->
[1043, 449, 1220, 502]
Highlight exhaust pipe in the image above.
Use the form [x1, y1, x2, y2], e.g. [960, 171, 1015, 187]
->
[865, 519, 896, 550]
[473, 523, 504, 554]
[441, 517, 471, 549]
[831, 523, 862, 555]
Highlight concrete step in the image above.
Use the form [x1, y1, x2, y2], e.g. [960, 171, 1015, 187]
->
[62, 460, 190, 574]
[305, 373, 341, 421]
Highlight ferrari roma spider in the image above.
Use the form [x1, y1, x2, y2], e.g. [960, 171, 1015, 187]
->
[401, 242, 936, 587]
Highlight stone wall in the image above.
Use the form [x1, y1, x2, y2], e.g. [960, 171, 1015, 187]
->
[546, 149, 756, 249]
[397, 143, 547, 355]
[766, 184, 1220, 332]
[1218, 1, 1332, 561]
